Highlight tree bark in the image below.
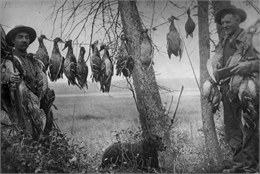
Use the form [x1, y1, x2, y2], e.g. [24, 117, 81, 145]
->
[198, 0, 223, 171]
[118, 1, 167, 137]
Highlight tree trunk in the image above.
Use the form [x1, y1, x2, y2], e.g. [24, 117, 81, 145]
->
[118, 1, 167, 137]
[198, 0, 223, 171]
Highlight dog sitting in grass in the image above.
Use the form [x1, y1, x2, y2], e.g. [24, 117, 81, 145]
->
[99, 134, 167, 172]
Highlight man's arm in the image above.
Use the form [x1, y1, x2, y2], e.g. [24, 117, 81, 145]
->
[230, 59, 259, 75]
[1, 59, 20, 85]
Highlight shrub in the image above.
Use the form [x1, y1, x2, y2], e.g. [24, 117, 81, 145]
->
[1, 127, 88, 173]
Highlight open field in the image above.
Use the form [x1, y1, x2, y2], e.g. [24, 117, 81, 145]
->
[49, 78, 227, 172]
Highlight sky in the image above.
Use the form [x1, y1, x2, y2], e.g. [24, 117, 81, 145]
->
[1, 0, 259, 85]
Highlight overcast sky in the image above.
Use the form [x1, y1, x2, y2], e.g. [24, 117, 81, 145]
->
[1, 0, 259, 85]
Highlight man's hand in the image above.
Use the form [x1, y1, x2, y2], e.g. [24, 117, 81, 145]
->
[9, 72, 20, 83]
[230, 61, 252, 76]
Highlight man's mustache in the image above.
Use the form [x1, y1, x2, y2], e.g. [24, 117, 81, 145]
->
[20, 42, 29, 47]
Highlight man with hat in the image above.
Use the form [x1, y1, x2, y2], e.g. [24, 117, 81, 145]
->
[1, 25, 50, 138]
[210, 5, 259, 173]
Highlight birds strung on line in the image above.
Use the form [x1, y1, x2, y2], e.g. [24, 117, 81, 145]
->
[185, 7, 196, 38]
[48, 37, 65, 82]
[115, 34, 134, 78]
[76, 46, 88, 89]
[167, 15, 183, 61]
[90, 40, 102, 82]
[35, 35, 50, 73]
[62, 39, 79, 87]
[100, 44, 113, 93]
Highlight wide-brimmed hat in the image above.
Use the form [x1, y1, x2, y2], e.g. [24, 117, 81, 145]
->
[215, 5, 247, 25]
[6, 25, 36, 47]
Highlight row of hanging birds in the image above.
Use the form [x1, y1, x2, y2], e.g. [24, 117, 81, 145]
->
[35, 8, 195, 92]
[36, 34, 135, 93]
[167, 7, 196, 61]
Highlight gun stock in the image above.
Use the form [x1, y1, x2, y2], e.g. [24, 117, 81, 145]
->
[216, 65, 238, 81]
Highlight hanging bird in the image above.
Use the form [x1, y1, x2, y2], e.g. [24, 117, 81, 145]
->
[76, 46, 88, 89]
[48, 37, 65, 82]
[140, 29, 154, 67]
[100, 44, 113, 93]
[90, 40, 102, 82]
[115, 34, 134, 78]
[62, 40, 79, 87]
[35, 35, 50, 73]
[167, 15, 183, 61]
[185, 7, 196, 38]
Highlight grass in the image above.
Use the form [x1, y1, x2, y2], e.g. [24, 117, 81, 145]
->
[50, 81, 230, 173]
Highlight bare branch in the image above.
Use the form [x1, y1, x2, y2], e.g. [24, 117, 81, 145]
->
[86, 0, 104, 63]
[245, 0, 260, 14]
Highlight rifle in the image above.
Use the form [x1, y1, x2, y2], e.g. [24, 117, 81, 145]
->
[1, 25, 26, 131]
[9, 49, 26, 131]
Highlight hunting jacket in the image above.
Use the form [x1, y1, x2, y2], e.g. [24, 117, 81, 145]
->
[218, 28, 259, 74]
[1, 49, 45, 98]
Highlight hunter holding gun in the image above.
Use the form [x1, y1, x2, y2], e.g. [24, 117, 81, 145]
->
[206, 6, 259, 173]
[1, 25, 55, 139]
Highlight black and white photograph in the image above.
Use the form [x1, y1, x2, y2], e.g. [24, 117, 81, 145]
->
[1, 0, 259, 173]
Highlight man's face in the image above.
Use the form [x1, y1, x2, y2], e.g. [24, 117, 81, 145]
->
[12, 32, 30, 52]
[221, 14, 240, 36]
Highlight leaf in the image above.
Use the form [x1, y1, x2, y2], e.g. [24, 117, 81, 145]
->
[69, 156, 77, 163]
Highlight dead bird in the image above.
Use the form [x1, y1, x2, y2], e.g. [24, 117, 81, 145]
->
[185, 8, 196, 38]
[115, 34, 134, 78]
[48, 37, 65, 82]
[100, 44, 113, 93]
[76, 46, 88, 89]
[35, 35, 51, 73]
[62, 40, 79, 87]
[90, 40, 102, 82]
[167, 15, 183, 61]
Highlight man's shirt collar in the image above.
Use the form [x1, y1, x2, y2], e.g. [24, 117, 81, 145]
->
[13, 48, 27, 57]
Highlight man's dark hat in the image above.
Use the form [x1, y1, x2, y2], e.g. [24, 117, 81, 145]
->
[215, 5, 247, 24]
[6, 25, 37, 47]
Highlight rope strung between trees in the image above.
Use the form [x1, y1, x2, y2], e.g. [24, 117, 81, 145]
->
[176, 22, 201, 91]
